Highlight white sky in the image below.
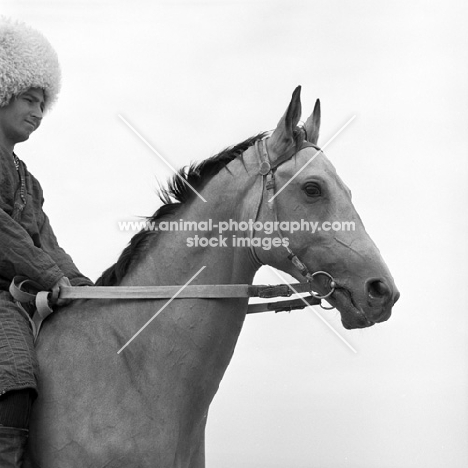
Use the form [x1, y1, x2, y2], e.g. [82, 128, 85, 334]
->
[3, 1, 468, 467]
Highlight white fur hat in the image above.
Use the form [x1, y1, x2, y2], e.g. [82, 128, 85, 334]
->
[0, 17, 61, 111]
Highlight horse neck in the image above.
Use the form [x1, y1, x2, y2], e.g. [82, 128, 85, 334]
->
[121, 154, 263, 288]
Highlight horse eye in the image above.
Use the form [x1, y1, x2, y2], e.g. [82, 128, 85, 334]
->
[303, 182, 321, 197]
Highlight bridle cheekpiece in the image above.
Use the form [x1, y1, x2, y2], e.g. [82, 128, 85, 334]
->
[253, 137, 337, 305]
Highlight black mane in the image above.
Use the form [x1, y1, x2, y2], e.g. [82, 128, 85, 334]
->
[96, 132, 267, 286]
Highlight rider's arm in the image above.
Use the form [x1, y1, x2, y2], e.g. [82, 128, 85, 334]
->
[0, 207, 65, 290]
[38, 211, 94, 287]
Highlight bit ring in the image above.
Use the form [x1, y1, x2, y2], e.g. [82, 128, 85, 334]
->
[308, 271, 336, 300]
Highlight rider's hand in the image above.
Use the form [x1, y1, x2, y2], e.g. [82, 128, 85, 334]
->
[50, 276, 72, 307]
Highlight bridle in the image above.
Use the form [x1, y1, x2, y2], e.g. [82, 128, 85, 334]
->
[250, 136, 336, 306]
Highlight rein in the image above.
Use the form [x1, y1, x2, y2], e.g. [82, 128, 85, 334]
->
[9, 276, 320, 342]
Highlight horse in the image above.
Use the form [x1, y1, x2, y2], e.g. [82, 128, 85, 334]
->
[24, 86, 399, 467]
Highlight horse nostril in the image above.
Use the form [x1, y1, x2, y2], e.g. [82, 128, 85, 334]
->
[367, 279, 390, 300]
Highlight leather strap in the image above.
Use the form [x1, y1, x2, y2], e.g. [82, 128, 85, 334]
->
[58, 282, 313, 299]
[9, 276, 321, 343]
[9, 276, 54, 343]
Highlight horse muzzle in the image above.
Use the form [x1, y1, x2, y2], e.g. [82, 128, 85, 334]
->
[328, 277, 400, 330]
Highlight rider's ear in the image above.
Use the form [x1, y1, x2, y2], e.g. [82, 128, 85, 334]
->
[303, 99, 321, 145]
[267, 86, 302, 162]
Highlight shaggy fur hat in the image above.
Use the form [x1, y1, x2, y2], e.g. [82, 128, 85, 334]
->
[0, 17, 61, 111]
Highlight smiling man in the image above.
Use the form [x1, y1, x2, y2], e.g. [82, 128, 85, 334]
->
[0, 18, 93, 466]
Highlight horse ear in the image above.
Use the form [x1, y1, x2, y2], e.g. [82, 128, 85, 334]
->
[267, 86, 302, 161]
[304, 99, 321, 145]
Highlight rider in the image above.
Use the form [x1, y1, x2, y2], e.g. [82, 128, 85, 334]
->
[0, 17, 93, 465]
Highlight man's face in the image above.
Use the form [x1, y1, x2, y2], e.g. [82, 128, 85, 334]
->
[0, 88, 45, 147]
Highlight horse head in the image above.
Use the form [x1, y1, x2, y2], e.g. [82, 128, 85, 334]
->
[251, 87, 399, 329]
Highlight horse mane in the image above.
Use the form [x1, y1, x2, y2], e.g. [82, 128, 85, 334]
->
[95, 132, 268, 286]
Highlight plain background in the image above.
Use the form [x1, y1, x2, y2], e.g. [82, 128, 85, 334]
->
[2, 1, 467, 467]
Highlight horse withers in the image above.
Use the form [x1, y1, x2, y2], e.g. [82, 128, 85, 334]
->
[25, 87, 399, 467]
